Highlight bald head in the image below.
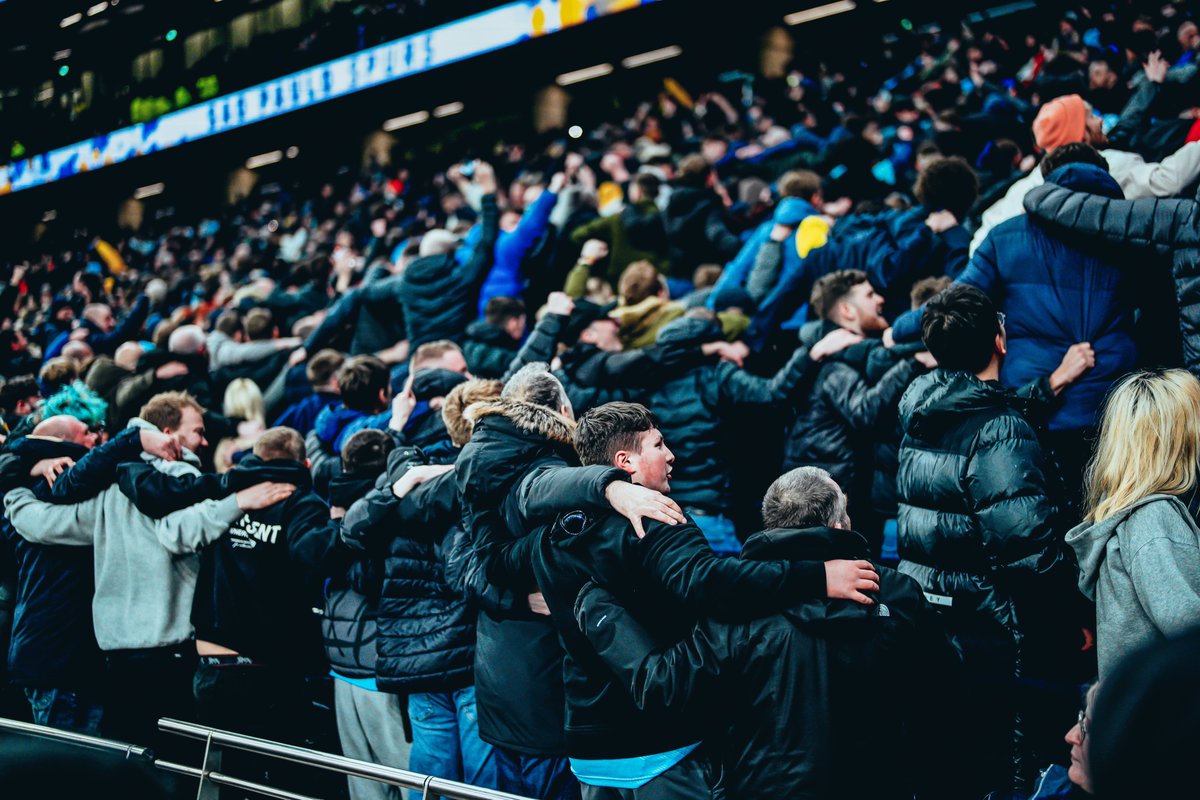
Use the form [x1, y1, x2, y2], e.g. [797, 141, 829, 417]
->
[168, 325, 207, 356]
[419, 229, 459, 257]
[82, 303, 116, 333]
[61, 340, 94, 364]
[114, 341, 145, 371]
[33, 414, 93, 447]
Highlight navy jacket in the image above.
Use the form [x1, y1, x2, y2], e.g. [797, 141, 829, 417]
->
[894, 164, 1136, 431]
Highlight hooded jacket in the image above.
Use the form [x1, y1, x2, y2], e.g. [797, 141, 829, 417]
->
[895, 369, 1079, 790]
[462, 320, 520, 379]
[1023, 175, 1200, 377]
[1066, 494, 1200, 678]
[454, 399, 619, 754]
[650, 315, 817, 516]
[893, 164, 1137, 431]
[610, 296, 685, 351]
[574, 526, 955, 799]
[0, 436, 101, 690]
[400, 194, 500, 348]
[191, 455, 344, 672]
[783, 322, 924, 508]
[3, 422, 242, 651]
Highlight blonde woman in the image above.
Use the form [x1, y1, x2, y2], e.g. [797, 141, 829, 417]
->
[1067, 369, 1200, 678]
[215, 378, 266, 472]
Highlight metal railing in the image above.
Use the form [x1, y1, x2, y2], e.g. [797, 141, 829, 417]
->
[0, 716, 534, 800]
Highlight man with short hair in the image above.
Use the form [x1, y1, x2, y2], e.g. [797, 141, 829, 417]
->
[463, 297, 527, 379]
[783, 269, 931, 545]
[45, 297, 150, 360]
[309, 355, 392, 472]
[529, 402, 883, 798]
[896, 284, 1082, 796]
[273, 349, 344, 436]
[574, 466, 951, 799]
[0, 375, 41, 438]
[3, 391, 294, 753]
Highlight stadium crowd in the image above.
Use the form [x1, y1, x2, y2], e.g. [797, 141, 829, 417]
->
[4, 1, 1200, 798]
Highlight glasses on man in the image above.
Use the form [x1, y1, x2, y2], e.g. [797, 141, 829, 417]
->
[996, 311, 1006, 330]
[1077, 710, 1090, 742]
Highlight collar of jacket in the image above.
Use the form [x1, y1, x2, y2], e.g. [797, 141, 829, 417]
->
[228, 454, 313, 490]
[901, 369, 1026, 440]
[742, 525, 871, 562]
[466, 399, 575, 449]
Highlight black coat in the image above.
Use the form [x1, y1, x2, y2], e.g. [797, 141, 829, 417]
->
[895, 369, 1080, 791]
[783, 324, 923, 511]
[663, 186, 742, 280]
[1023, 180, 1200, 374]
[453, 399, 615, 755]
[865, 341, 927, 520]
[649, 318, 817, 516]
[0, 436, 102, 691]
[462, 320, 520, 380]
[400, 195, 500, 347]
[191, 456, 347, 672]
[322, 473, 385, 681]
[532, 506, 826, 760]
[575, 525, 957, 800]
[341, 444, 477, 694]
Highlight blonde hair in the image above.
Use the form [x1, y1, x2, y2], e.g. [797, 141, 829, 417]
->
[223, 378, 265, 425]
[1085, 369, 1200, 523]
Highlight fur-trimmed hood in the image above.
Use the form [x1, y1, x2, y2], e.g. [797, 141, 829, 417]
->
[464, 399, 575, 447]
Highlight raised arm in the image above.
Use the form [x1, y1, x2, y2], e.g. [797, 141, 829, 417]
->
[1023, 183, 1195, 254]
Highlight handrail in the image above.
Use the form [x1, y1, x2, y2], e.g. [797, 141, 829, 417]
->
[159, 718, 534, 800]
[0, 716, 153, 761]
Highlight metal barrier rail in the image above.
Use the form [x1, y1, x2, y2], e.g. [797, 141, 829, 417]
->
[0, 717, 534, 800]
[158, 717, 533, 800]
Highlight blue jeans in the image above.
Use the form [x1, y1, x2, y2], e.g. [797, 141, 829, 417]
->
[691, 513, 740, 557]
[494, 747, 580, 800]
[407, 687, 496, 799]
[25, 688, 104, 736]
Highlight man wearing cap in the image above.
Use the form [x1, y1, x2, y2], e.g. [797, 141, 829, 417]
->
[972, 55, 1200, 253]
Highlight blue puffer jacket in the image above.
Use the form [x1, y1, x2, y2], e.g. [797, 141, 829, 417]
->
[475, 188, 558, 315]
[893, 163, 1136, 431]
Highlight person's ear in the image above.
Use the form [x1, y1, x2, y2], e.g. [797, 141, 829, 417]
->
[613, 449, 635, 475]
[995, 331, 1007, 357]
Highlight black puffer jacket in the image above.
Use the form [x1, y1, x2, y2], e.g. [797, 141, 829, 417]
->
[651, 316, 816, 515]
[1022, 181, 1199, 372]
[663, 186, 742, 280]
[462, 320, 520, 379]
[341, 444, 477, 694]
[865, 341, 927, 521]
[575, 526, 958, 800]
[322, 473, 385, 681]
[895, 369, 1079, 793]
[400, 195, 500, 347]
[454, 399, 619, 755]
[783, 322, 923, 510]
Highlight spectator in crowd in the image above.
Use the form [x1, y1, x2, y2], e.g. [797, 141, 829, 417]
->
[0, 375, 41, 439]
[463, 297, 526, 379]
[112, 325, 214, 427]
[208, 310, 300, 372]
[570, 172, 670, 282]
[2, 392, 293, 755]
[1028, 683, 1097, 799]
[274, 349, 345, 436]
[610, 261, 684, 350]
[477, 171, 566, 314]
[308, 355, 392, 486]
[1068, 369, 1200, 678]
[662, 154, 742, 296]
[574, 466, 951, 799]
[783, 270, 932, 544]
[896, 284, 1083, 796]
[45, 298, 151, 361]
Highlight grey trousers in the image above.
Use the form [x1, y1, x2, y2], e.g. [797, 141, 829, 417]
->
[334, 680, 412, 800]
[579, 752, 715, 800]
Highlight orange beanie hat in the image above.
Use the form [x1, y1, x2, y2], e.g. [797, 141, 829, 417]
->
[1032, 94, 1088, 152]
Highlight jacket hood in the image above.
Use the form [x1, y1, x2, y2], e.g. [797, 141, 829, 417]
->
[900, 370, 1017, 440]
[314, 403, 367, 446]
[773, 197, 817, 226]
[1044, 163, 1124, 200]
[741, 526, 872, 562]
[228, 453, 313, 490]
[654, 314, 724, 347]
[611, 297, 683, 342]
[466, 399, 575, 448]
[1065, 493, 1178, 600]
[327, 473, 380, 508]
[125, 417, 202, 468]
[465, 319, 513, 344]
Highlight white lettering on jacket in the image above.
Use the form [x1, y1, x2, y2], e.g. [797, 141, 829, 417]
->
[229, 514, 281, 548]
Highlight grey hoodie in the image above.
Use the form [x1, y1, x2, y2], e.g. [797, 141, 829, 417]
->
[1067, 493, 1200, 677]
[3, 418, 241, 651]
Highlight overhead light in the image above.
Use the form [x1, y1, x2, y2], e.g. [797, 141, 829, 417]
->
[134, 182, 165, 199]
[53, 49, 72, 61]
[432, 102, 464, 118]
[42, 210, 57, 222]
[785, 1, 857, 25]
[556, 63, 613, 86]
[383, 110, 429, 130]
[285, 145, 300, 158]
[37, 87, 54, 101]
[87, 2, 108, 16]
[58, 65, 70, 77]
[621, 46, 682, 69]
[60, 13, 83, 27]
[245, 150, 283, 169]
[165, 29, 178, 42]
[568, 125, 583, 139]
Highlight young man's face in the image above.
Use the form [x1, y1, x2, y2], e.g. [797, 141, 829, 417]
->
[581, 320, 622, 353]
[167, 406, 208, 454]
[621, 428, 674, 494]
[839, 282, 888, 334]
